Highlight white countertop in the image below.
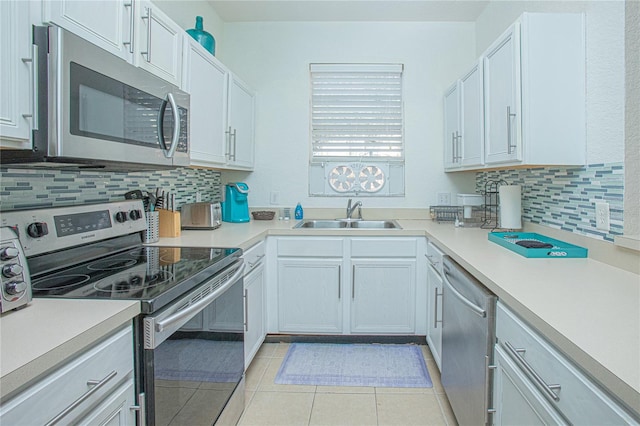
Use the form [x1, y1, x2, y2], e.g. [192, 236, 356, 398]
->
[0, 299, 140, 400]
[156, 218, 640, 414]
[1, 218, 637, 415]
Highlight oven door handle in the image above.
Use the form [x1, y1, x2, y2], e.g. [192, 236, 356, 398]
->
[155, 260, 245, 333]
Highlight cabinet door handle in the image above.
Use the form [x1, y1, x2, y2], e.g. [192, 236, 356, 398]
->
[337, 265, 341, 299]
[45, 370, 118, 426]
[123, 0, 135, 53]
[247, 254, 265, 269]
[225, 126, 232, 159]
[140, 7, 152, 62]
[504, 341, 561, 401]
[351, 265, 356, 299]
[231, 129, 238, 161]
[130, 392, 146, 425]
[451, 132, 456, 163]
[21, 44, 39, 130]
[506, 106, 517, 154]
[244, 288, 249, 331]
[433, 286, 442, 328]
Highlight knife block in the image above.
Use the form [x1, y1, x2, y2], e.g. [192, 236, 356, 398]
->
[158, 209, 181, 237]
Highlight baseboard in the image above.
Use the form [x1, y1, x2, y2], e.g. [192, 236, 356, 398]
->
[264, 334, 427, 345]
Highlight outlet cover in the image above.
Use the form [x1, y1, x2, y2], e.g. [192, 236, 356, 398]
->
[270, 191, 280, 205]
[595, 202, 610, 231]
[437, 192, 451, 205]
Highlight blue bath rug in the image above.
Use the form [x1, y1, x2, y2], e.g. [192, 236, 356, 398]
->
[275, 343, 432, 388]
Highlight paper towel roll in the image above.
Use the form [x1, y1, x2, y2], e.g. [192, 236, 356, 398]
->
[499, 185, 522, 229]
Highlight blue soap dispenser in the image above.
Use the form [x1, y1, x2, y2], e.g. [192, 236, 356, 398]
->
[186, 16, 215, 55]
[294, 202, 304, 220]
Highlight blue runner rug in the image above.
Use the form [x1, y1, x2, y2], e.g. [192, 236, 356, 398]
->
[275, 343, 432, 388]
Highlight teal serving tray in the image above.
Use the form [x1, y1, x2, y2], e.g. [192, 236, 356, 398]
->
[488, 232, 588, 258]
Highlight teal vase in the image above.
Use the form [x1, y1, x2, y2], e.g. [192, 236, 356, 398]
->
[187, 16, 215, 55]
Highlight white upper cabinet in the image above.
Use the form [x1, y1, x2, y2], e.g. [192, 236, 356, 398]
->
[484, 23, 521, 164]
[443, 60, 484, 171]
[0, 0, 37, 149]
[43, 0, 182, 86]
[459, 61, 485, 167]
[445, 12, 586, 171]
[134, 0, 183, 87]
[182, 41, 256, 171]
[226, 75, 256, 170]
[183, 37, 229, 167]
[42, 0, 134, 63]
[443, 82, 460, 170]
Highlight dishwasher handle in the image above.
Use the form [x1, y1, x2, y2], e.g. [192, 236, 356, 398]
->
[443, 266, 486, 317]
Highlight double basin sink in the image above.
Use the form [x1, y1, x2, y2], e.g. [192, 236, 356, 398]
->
[293, 219, 402, 229]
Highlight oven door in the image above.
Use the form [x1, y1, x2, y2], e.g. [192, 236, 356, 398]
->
[141, 260, 245, 425]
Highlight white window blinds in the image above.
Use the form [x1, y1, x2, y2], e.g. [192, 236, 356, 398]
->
[310, 63, 404, 161]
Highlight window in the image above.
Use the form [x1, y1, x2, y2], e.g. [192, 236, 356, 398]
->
[309, 63, 405, 197]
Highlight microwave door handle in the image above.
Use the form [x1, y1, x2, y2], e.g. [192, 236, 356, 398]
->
[157, 96, 169, 151]
[164, 92, 180, 158]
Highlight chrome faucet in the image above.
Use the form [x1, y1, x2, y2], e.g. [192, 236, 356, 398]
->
[346, 198, 362, 220]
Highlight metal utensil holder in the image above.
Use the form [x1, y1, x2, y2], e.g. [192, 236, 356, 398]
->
[144, 211, 159, 243]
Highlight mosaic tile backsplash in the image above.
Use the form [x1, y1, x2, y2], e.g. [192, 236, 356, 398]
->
[0, 167, 222, 211]
[475, 163, 624, 242]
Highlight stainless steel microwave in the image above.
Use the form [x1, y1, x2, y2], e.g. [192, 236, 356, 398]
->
[2, 26, 189, 169]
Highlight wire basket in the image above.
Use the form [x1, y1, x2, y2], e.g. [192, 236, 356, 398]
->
[144, 211, 159, 243]
[251, 210, 276, 220]
[429, 206, 463, 222]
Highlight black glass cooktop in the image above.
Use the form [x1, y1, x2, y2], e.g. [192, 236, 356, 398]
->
[31, 245, 241, 313]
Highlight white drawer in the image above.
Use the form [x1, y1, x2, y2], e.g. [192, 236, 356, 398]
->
[243, 240, 266, 274]
[351, 238, 417, 257]
[277, 237, 343, 257]
[0, 326, 134, 425]
[496, 303, 637, 425]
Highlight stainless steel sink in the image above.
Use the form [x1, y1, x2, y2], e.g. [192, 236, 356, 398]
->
[295, 220, 349, 228]
[349, 220, 401, 229]
[293, 219, 401, 229]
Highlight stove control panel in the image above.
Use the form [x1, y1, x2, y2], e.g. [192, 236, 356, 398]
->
[0, 200, 147, 258]
[0, 227, 32, 313]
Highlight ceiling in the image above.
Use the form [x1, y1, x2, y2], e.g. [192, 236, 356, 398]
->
[208, 0, 490, 22]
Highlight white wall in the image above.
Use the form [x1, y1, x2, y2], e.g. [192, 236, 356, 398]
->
[475, 1, 626, 165]
[154, 0, 225, 56]
[624, 0, 640, 237]
[219, 22, 477, 209]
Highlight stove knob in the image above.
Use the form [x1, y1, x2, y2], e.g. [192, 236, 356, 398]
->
[5, 281, 27, 295]
[115, 211, 128, 223]
[2, 263, 23, 278]
[129, 209, 143, 221]
[27, 222, 48, 238]
[0, 247, 20, 260]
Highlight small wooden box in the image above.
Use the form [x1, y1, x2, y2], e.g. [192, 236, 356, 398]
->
[158, 209, 181, 238]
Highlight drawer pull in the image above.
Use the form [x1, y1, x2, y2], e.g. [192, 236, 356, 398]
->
[504, 341, 561, 402]
[45, 370, 118, 426]
[247, 254, 265, 268]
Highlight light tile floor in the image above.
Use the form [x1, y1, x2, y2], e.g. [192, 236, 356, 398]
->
[239, 343, 458, 426]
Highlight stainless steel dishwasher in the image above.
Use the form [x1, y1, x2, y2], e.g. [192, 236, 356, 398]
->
[441, 255, 497, 426]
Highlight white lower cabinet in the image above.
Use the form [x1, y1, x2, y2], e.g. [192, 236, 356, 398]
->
[278, 258, 343, 333]
[243, 241, 266, 369]
[274, 236, 421, 335]
[493, 344, 566, 425]
[494, 302, 638, 425]
[350, 260, 415, 334]
[425, 262, 443, 369]
[0, 326, 136, 425]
